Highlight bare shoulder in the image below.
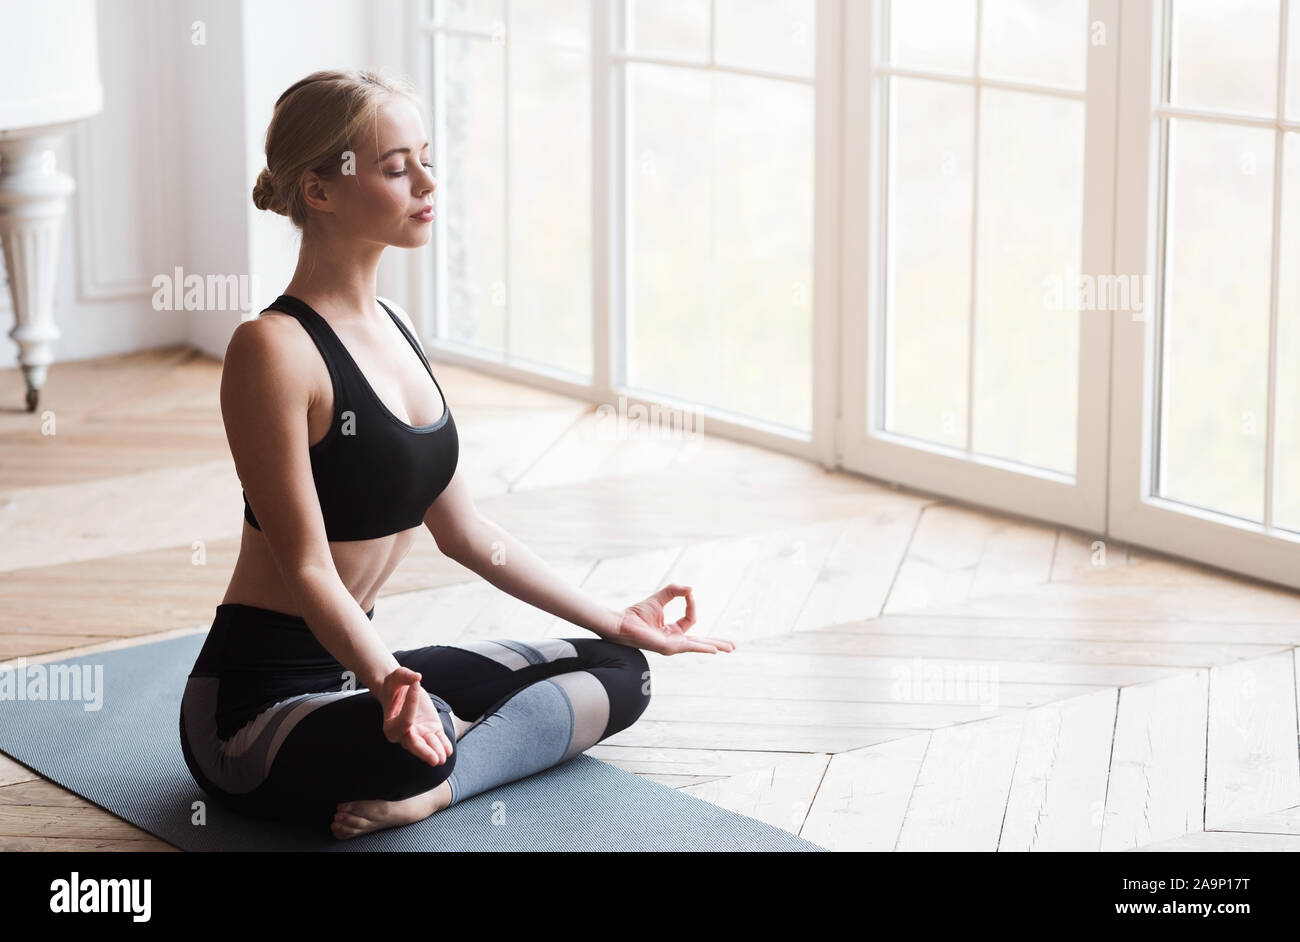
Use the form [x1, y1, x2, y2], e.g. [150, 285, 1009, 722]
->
[221, 312, 318, 407]
[225, 310, 317, 367]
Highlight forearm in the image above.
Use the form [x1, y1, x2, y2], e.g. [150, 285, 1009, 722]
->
[289, 565, 400, 693]
[450, 518, 623, 639]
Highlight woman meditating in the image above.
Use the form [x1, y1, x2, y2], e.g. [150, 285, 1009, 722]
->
[178, 69, 734, 841]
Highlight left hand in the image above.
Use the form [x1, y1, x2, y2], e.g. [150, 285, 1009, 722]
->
[612, 584, 736, 656]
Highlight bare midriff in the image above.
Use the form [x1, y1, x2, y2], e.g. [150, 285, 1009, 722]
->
[221, 521, 420, 616]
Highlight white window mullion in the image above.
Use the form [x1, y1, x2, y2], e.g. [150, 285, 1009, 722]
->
[502, 0, 512, 361]
[592, 0, 614, 395]
[1265, 0, 1291, 528]
[966, 0, 984, 459]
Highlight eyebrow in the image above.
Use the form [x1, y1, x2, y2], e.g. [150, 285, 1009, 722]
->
[376, 140, 431, 162]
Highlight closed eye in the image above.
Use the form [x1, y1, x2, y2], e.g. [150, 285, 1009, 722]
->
[387, 162, 435, 178]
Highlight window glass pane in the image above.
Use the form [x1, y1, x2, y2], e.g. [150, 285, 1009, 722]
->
[436, 0, 503, 32]
[715, 0, 815, 77]
[886, 0, 975, 74]
[716, 71, 813, 429]
[1288, 5, 1300, 121]
[509, 0, 591, 375]
[973, 89, 1083, 474]
[1170, 0, 1279, 115]
[627, 64, 714, 401]
[628, 0, 710, 59]
[884, 78, 973, 448]
[980, 0, 1088, 90]
[626, 64, 814, 431]
[1160, 119, 1274, 521]
[1276, 133, 1300, 530]
[512, 0, 587, 50]
[435, 33, 507, 350]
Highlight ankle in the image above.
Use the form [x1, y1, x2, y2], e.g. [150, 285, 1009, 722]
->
[432, 778, 453, 813]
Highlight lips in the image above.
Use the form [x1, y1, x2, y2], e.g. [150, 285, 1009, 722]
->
[410, 206, 435, 221]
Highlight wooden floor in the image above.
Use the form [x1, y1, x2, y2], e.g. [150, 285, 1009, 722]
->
[4, 345, 1300, 851]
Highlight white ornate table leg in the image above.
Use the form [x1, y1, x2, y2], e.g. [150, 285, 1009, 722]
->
[0, 125, 76, 413]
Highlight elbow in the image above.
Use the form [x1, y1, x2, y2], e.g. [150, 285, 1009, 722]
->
[282, 561, 340, 609]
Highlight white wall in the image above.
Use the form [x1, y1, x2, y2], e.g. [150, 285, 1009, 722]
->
[0, 0, 187, 368]
[0, 0, 416, 369]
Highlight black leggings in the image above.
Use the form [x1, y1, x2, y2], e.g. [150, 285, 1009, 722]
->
[179, 602, 652, 830]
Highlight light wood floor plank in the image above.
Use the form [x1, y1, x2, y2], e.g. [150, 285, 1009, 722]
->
[540, 547, 683, 636]
[374, 559, 596, 651]
[648, 693, 1012, 729]
[883, 503, 1058, 615]
[1130, 829, 1300, 852]
[1205, 805, 1300, 835]
[800, 734, 931, 851]
[604, 720, 913, 753]
[1101, 671, 1210, 851]
[0, 753, 38, 788]
[750, 629, 1281, 669]
[1205, 651, 1300, 828]
[0, 804, 150, 840]
[792, 510, 921, 631]
[711, 521, 843, 643]
[652, 648, 1185, 687]
[584, 743, 818, 778]
[679, 753, 831, 835]
[0, 835, 178, 852]
[895, 711, 1026, 851]
[852, 613, 1300, 647]
[0, 459, 241, 573]
[645, 671, 1099, 708]
[510, 408, 701, 492]
[999, 689, 1118, 851]
[909, 579, 1300, 624]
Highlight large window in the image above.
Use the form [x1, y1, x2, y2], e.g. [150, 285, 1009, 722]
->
[427, 0, 593, 377]
[414, 0, 1300, 590]
[622, 0, 816, 432]
[1155, 0, 1300, 531]
[881, 0, 1090, 475]
[422, 0, 817, 433]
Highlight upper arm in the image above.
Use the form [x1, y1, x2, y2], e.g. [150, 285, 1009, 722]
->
[422, 460, 484, 557]
[221, 316, 337, 579]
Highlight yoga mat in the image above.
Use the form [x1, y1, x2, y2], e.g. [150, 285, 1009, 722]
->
[0, 633, 826, 852]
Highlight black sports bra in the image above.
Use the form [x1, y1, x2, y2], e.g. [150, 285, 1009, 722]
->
[240, 294, 459, 542]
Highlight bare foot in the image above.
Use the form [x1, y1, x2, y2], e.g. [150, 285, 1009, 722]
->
[330, 709, 479, 839]
[331, 779, 452, 840]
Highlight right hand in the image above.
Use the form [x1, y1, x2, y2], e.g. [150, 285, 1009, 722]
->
[379, 666, 454, 767]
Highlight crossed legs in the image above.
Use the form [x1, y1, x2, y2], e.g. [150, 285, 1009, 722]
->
[328, 636, 652, 839]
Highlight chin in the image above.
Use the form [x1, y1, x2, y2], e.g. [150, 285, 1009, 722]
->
[394, 230, 432, 249]
[378, 228, 426, 249]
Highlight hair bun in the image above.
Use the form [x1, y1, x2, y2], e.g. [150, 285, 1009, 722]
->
[252, 166, 284, 215]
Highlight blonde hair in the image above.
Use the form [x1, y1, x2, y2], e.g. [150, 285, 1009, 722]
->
[251, 69, 428, 229]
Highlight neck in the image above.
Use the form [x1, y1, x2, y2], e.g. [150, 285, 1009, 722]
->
[283, 228, 385, 321]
